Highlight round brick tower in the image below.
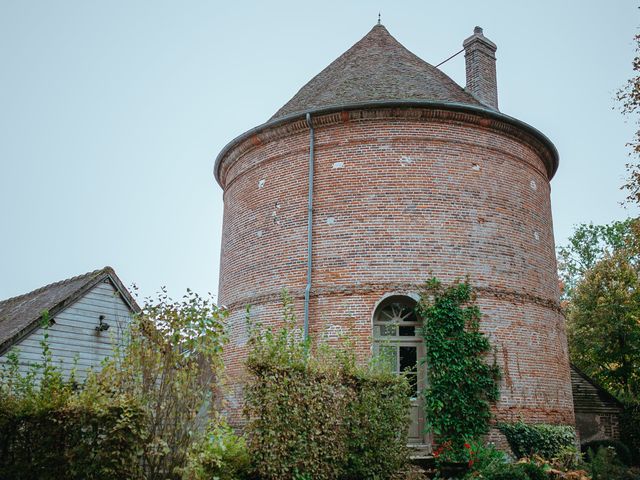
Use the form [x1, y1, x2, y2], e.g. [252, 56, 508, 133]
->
[215, 24, 574, 442]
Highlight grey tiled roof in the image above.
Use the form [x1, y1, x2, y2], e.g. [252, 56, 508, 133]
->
[271, 24, 482, 120]
[0, 267, 139, 354]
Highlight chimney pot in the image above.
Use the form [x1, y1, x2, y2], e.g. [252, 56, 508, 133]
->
[463, 26, 498, 110]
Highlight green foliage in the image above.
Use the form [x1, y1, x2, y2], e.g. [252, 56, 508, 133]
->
[182, 421, 250, 480]
[416, 278, 500, 450]
[1, 290, 230, 480]
[582, 440, 632, 466]
[622, 399, 640, 465]
[89, 288, 228, 480]
[557, 219, 638, 300]
[0, 398, 147, 480]
[0, 311, 147, 480]
[465, 460, 548, 480]
[498, 421, 576, 460]
[567, 250, 640, 397]
[343, 369, 410, 479]
[464, 440, 508, 474]
[466, 461, 539, 480]
[587, 446, 640, 480]
[617, 30, 640, 205]
[244, 291, 410, 480]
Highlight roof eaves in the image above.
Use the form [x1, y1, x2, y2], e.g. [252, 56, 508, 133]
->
[213, 100, 559, 186]
[0, 267, 139, 356]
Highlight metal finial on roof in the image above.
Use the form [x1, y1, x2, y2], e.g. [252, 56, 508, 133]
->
[378, 12, 381, 25]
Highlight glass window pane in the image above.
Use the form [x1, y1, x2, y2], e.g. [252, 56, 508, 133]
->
[399, 346, 417, 373]
[398, 325, 415, 337]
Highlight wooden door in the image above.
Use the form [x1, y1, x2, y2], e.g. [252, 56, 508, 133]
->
[373, 297, 430, 447]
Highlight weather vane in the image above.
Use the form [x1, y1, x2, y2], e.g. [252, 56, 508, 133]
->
[377, 12, 381, 25]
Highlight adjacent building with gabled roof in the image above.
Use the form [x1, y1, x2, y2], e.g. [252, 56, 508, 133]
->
[0, 266, 139, 380]
[571, 364, 624, 444]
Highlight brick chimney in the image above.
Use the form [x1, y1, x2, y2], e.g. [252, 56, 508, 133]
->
[463, 26, 498, 110]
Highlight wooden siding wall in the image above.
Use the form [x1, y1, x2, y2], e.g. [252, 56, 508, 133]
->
[0, 280, 133, 381]
[571, 367, 623, 442]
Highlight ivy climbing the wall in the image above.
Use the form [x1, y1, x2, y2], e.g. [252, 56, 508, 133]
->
[416, 278, 501, 453]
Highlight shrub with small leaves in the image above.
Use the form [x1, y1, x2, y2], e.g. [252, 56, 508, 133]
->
[245, 290, 410, 480]
[582, 439, 632, 466]
[0, 312, 147, 480]
[622, 399, 640, 465]
[181, 420, 250, 480]
[90, 288, 228, 480]
[498, 421, 576, 460]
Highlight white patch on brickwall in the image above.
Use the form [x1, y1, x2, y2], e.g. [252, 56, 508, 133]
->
[256, 230, 263, 238]
[530, 180, 537, 191]
[472, 163, 481, 171]
[332, 161, 345, 169]
[400, 156, 414, 166]
[258, 179, 265, 189]
[324, 323, 346, 339]
[326, 217, 336, 225]
[534, 231, 540, 241]
[275, 202, 281, 209]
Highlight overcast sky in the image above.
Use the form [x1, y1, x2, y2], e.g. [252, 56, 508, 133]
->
[1, 1, 638, 302]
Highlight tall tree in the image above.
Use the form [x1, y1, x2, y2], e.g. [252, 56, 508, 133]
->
[567, 250, 640, 398]
[558, 218, 638, 300]
[618, 32, 640, 204]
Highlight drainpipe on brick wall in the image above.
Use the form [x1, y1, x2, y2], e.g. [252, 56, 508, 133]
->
[303, 113, 314, 340]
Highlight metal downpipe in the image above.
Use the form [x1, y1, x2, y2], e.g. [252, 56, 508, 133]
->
[303, 113, 314, 340]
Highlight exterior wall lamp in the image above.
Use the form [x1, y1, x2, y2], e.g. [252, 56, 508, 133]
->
[96, 314, 110, 332]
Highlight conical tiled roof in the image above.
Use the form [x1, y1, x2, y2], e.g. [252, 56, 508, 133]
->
[271, 24, 483, 120]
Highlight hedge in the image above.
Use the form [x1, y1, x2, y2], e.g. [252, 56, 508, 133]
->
[244, 303, 410, 480]
[0, 397, 146, 480]
[498, 421, 576, 460]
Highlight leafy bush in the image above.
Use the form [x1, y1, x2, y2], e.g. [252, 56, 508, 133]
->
[464, 439, 508, 473]
[91, 289, 228, 479]
[182, 421, 250, 480]
[498, 421, 576, 460]
[244, 291, 410, 480]
[583, 440, 632, 466]
[0, 398, 147, 480]
[622, 399, 640, 464]
[588, 446, 640, 480]
[471, 461, 547, 480]
[416, 279, 500, 452]
[0, 316, 147, 480]
[344, 369, 410, 479]
[1, 291, 230, 480]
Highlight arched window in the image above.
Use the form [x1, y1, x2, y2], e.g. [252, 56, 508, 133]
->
[372, 296, 422, 398]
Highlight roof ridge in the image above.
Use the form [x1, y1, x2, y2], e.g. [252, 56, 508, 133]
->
[0, 266, 112, 307]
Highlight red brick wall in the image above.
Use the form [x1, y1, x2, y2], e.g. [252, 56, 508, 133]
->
[217, 106, 574, 428]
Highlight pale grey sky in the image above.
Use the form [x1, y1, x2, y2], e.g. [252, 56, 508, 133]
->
[1, 1, 638, 301]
